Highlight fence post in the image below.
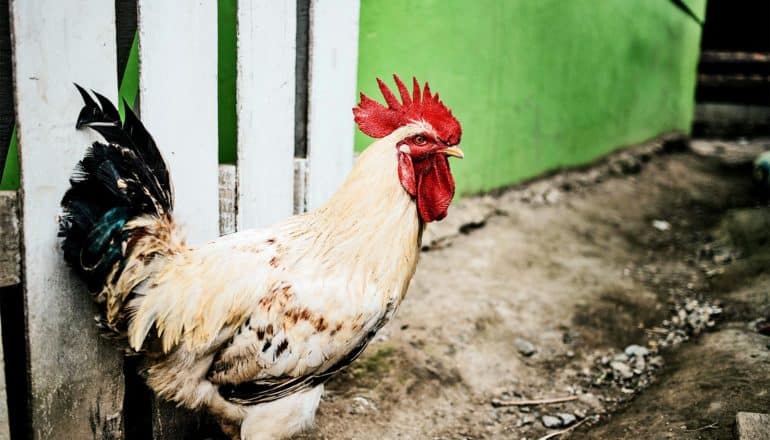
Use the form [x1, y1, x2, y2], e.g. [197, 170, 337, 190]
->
[305, 0, 360, 209]
[137, 0, 220, 246]
[236, 1, 296, 229]
[137, 0, 220, 437]
[10, 1, 125, 438]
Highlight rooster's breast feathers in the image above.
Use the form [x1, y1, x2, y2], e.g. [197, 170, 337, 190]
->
[128, 227, 391, 404]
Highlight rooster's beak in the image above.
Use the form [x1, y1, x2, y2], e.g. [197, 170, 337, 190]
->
[440, 146, 464, 159]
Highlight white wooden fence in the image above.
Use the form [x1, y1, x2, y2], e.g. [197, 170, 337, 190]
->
[0, 1, 359, 438]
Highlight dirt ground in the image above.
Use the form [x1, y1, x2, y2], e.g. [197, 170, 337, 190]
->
[298, 137, 770, 440]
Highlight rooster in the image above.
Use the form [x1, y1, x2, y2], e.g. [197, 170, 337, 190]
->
[59, 75, 463, 439]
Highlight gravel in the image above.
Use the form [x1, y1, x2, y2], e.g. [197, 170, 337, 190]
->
[610, 361, 634, 379]
[587, 298, 722, 397]
[517, 414, 535, 427]
[541, 415, 563, 429]
[624, 344, 649, 358]
[557, 413, 577, 426]
[515, 338, 537, 357]
[541, 413, 578, 429]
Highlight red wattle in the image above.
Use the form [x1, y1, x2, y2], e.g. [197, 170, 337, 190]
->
[415, 155, 455, 222]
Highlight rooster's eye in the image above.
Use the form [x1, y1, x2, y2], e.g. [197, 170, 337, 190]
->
[413, 135, 427, 146]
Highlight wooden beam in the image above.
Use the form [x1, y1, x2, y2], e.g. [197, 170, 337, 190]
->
[236, 1, 296, 229]
[0, 191, 18, 287]
[305, 0, 360, 209]
[219, 164, 237, 235]
[0, 310, 9, 440]
[137, 1, 219, 436]
[9, 1, 125, 437]
[137, 0, 219, 245]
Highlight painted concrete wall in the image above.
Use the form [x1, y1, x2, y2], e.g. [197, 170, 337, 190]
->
[356, 0, 706, 195]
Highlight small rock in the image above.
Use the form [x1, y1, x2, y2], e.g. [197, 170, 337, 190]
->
[577, 393, 604, 411]
[517, 414, 535, 427]
[633, 356, 646, 372]
[541, 415, 563, 429]
[610, 361, 634, 379]
[544, 189, 562, 204]
[613, 353, 629, 362]
[652, 220, 671, 231]
[349, 396, 377, 414]
[515, 338, 537, 357]
[557, 413, 576, 426]
[624, 344, 649, 358]
[574, 408, 587, 419]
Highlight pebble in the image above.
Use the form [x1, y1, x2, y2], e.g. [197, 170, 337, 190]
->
[557, 413, 576, 426]
[541, 415, 563, 429]
[652, 220, 671, 231]
[613, 353, 629, 362]
[517, 414, 535, 427]
[633, 356, 646, 372]
[610, 361, 634, 379]
[624, 344, 649, 358]
[577, 393, 604, 411]
[515, 338, 537, 357]
[349, 396, 378, 414]
[544, 189, 562, 204]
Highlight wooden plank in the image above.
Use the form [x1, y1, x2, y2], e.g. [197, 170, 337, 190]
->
[736, 412, 770, 440]
[137, 2, 219, 436]
[0, 191, 18, 287]
[293, 158, 308, 214]
[0, 313, 8, 440]
[305, 0, 360, 209]
[0, 284, 24, 440]
[9, 1, 125, 438]
[219, 164, 237, 235]
[294, 0, 310, 158]
[137, 0, 219, 245]
[236, 0, 296, 229]
[0, 312, 11, 440]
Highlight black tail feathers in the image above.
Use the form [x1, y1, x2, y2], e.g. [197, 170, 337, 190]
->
[60, 85, 173, 292]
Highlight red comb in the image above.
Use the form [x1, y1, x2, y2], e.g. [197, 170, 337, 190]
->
[353, 75, 462, 145]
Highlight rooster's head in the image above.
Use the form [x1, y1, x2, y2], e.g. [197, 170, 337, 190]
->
[353, 75, 463, 222]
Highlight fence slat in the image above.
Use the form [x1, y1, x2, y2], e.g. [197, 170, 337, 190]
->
[10, 2, 125, 438]
[305, 0, 360, 209]
[0, 315, 8, 440]
[138, 0, 219, 245]
[0, 192, 18, 288]
[137, 1, 219, 437]
[219, 164, 237, 235]
[236, 1, 296, 229]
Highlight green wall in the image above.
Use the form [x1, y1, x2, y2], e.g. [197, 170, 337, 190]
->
[356, 0, 706, 195]
[1, 1, 705, 195]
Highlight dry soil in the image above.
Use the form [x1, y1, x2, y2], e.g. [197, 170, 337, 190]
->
[298, 138, 770, 440]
